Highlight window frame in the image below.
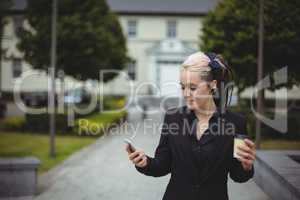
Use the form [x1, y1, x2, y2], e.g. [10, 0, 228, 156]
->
[127, 20, 137, 38]
[167, 20, 177, 38]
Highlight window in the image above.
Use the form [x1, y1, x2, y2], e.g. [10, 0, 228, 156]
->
[12, 58, 22, 78]
[167, 20, 177, 38]
[127, 60, 136, 80]
[127, 20, 137, 38]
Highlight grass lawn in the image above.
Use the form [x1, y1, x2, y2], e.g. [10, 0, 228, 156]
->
[261, 139, 300, 150]
[0, 132, 96, 174]
[0, 111, 126, 174]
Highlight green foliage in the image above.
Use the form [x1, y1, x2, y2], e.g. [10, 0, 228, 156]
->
[200, 0, 300, 93]
[6, 111, 127, 136]
[0, 117, 26, 131]
[25, 113, 70, 133]
[74, 111, 127, 136]
[18, 0, 128, 81]
[3, 95, 127, 134]
[261, 139, 300, 150]
[0, 0, 12, 13]
[0, 132, 96, 174]
[75, 96, 127, 137]
[102, 95, 126, 111]
[230, 102, 300, 140]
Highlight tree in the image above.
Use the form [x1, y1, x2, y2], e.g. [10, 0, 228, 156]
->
[18, 0, 128, 81]
[200, 0, 300, 94]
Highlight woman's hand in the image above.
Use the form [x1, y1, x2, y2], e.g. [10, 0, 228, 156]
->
[236, 139, 256, 171]
[126, 144, 148, 168]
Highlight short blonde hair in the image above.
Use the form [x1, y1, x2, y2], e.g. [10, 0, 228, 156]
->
[181, 51, 213, 81]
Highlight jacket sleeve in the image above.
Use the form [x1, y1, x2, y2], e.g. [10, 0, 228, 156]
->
[229, 115, 254, 183]
[135, 112, 172, 177]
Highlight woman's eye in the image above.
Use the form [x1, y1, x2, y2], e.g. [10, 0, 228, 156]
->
[190, 87, 197, 91]
[181, 86, 185, 90]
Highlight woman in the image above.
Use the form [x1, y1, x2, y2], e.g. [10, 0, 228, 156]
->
[126, 52, 256, 200]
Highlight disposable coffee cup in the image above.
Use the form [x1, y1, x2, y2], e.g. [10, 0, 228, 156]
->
[233, 134, 249, 159]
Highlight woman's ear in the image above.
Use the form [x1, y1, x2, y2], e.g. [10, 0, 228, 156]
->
[210, 80, 217, 90]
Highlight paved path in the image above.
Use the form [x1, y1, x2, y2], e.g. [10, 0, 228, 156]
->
[34, 107, 270, 200]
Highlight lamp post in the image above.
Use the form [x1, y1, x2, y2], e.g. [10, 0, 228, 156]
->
[49, 0, 57, 157]
[256, 0, 264, 149]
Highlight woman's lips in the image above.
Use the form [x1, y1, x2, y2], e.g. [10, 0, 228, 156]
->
[187, 100, 194, 104]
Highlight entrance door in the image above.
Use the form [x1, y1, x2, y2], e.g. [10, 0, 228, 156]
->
[159, 62, 181, 97]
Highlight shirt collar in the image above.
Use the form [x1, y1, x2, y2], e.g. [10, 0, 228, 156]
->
[184, 106, 227, 138]
[187, 106, 224, 121]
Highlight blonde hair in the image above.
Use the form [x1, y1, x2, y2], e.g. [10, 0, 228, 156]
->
[181, 51, 235, 109]
[181, 51, 213, 81]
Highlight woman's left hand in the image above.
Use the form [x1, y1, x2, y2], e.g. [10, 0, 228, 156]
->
[236, 139, 256, 171]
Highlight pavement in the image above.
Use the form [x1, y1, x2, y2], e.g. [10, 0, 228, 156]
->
[33, 107, 270, 200]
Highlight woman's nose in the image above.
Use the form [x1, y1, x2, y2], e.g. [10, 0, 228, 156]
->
[183, 88, 191, 98]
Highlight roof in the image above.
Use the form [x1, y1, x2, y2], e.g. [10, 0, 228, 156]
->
[8, 0, 219, 15]
[10, 0, 26, 11]
[107, 0, 220, 15]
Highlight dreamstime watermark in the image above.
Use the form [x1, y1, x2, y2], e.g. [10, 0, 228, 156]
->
[12, 66, 289, 136]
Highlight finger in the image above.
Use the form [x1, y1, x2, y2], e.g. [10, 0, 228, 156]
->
[244, 139, 255, 149]
[238, 145, 256, 158]
[129, 151, 139, 160]
[236, 150, 255, 161]
[237, 152, 255, 160]
[237, 145, 252, 154]
[125, 144, 132, 154]
[133, 153, 145, 164]
[137, 156, 147, 167]
[238, 157, 253, 166]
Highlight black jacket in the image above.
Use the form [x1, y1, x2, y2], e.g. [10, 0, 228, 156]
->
[136, 106, 254, 200]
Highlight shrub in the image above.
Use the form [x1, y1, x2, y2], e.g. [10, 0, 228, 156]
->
[101, 95, 126, 111]
[0, 117, 26, 131]
[74, 111, 127, 137]
[25, 113, 71, 133]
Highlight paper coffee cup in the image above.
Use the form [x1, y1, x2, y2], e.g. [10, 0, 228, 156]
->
[233, 134, 249, 159]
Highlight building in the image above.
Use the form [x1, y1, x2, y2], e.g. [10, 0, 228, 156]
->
[106, 0, 219, 98]
[0, 0, 219, 99]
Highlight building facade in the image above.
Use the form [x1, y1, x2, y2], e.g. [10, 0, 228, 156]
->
[0, 0, 219, 98]
[106, 0, 219, 97]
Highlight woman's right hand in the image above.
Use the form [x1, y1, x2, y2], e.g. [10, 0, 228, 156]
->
[125, 144, 148, 168]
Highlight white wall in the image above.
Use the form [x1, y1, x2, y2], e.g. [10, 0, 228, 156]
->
[107, 15, 203, 95]
[119, 15, 201, 41]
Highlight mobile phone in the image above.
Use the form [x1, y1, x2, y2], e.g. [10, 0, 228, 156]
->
[124, 138, 136, 153]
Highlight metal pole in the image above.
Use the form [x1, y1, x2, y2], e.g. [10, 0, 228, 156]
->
[0, 15, 3, 98]
[256, 0, 264, 149]
[50, 0, 57, 157]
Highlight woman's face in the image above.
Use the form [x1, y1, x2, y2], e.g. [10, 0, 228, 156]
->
[179, 68, 216, 111]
